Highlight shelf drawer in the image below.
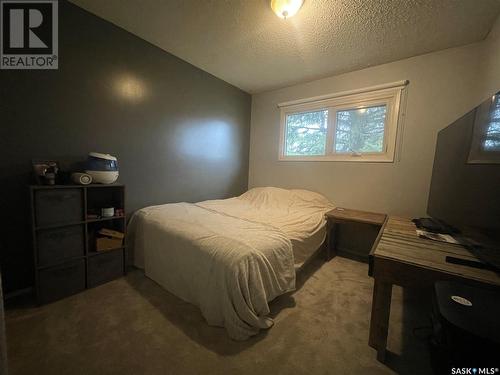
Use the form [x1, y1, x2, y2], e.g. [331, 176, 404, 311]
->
[38, 259, 85, 304]
[35, 189, 83, 227]
[88, 250, 123, 288]
[37, 225, 85, 267]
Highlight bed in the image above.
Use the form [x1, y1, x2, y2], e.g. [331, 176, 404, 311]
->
[127, 187, 334, 340]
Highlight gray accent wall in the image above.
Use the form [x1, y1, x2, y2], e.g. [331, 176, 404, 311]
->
[0, 1, 251, 293]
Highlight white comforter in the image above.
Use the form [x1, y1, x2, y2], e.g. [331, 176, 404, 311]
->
[128, 187, 334, 340]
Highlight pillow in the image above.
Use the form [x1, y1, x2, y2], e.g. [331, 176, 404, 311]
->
[239, 187, 333, 211]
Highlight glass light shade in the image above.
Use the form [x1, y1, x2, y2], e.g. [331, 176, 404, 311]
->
[271, 0, 304, 19]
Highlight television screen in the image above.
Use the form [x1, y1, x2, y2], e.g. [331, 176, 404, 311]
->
[427, 92, 500, 268]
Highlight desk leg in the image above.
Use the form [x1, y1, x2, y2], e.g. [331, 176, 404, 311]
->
[369, 279, 393, 362]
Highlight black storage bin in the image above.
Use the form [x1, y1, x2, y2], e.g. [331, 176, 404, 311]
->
[35, 189, 83, 227]
[88, 250, 123, 288]
[37, 225, 85, 267]
[38, 259, 86, 304]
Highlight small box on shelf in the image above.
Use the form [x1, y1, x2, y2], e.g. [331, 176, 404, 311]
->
[96, 228, 124, 252]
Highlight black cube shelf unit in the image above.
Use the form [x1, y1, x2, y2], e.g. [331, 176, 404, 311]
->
[30, 184, 126, 304]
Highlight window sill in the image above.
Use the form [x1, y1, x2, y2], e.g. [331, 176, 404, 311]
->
[278, 155, 395, 163]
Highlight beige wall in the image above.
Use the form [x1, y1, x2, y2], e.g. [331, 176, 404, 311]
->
[482, 16, 500, 97]
[248, 18, 500, 217]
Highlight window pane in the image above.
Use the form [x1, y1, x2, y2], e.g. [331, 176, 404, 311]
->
[285, 110, 328, 156]
[335, 105, 387, 153]
[484, 92, 500, 151]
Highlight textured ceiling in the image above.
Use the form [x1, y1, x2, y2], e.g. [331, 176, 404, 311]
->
[70, 0, 500, 93]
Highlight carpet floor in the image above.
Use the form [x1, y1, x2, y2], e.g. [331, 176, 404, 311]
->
[5, 256, 433, 375]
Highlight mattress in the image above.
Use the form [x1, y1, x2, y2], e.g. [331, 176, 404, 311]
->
[128, 187, 334, 340]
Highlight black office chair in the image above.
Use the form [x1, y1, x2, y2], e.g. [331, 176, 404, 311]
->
[429, 280, 500, 374]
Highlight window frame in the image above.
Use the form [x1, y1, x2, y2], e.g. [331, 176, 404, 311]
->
[278, 85, 405, 162]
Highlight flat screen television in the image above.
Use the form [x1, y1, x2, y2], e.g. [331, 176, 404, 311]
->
[427, 92, 500, 271]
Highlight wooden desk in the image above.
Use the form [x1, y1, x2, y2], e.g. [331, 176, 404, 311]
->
[325, 208, 387, 260]
[368, 216, 500, 362]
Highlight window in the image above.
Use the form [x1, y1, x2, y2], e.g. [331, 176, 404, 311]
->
[285, 110, 328, 156]
[278, 83, 406, 162]
[335, 105, 387, 153]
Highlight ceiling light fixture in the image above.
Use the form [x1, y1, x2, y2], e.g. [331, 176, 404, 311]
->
[271, 0, 304, 19]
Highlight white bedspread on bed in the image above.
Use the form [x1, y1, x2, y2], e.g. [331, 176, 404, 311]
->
[128, 187, 334, 340]
[198, 187, 335, 267]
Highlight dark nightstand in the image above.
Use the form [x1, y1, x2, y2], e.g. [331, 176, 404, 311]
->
[325, 207, 387, 260]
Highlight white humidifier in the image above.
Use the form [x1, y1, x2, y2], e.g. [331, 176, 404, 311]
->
[85, 152, 119, 184]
